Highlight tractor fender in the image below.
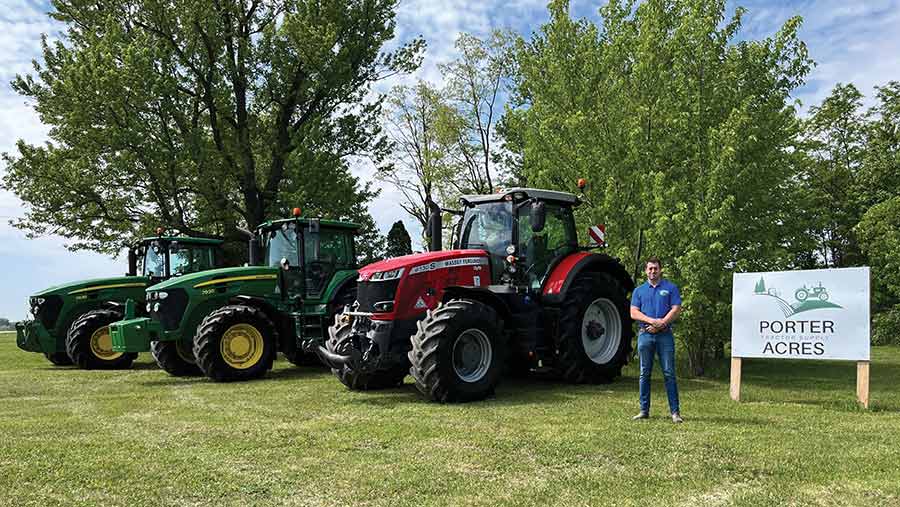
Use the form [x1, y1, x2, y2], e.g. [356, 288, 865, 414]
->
[228, 295, 289, 341]
[541, 251, 635, 306]
[441, 286, 513, 323]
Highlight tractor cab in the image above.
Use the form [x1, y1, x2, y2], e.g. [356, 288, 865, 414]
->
[254, 214, 359, 301]
[456, 189, 579, 289]
[128, 237, 224, 281]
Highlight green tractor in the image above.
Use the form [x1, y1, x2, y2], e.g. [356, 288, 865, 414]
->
[110, 215, 360, 381]
[16, 236, 225, 369]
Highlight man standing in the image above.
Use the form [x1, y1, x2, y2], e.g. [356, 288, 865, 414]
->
[630, 257, 683, 423]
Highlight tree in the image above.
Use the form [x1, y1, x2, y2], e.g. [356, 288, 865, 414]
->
[377, 81, 457, 247]
[438, 32, 513, 195]
[797, 83, 868, 268]
[385, 220, 412, 258]
[378, 32, 514, 250]
[504, 0, 812, 375]
[3, 0, 423, 257]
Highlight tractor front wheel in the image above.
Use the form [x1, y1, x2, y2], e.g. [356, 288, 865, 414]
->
[409, 299, 506, 403]
[326, 315, 407, 390]
[66, 309, 137, 369]
[554, 274, 632, 383]
[151, 340, 202, 376]
[194, 305, 276, 382]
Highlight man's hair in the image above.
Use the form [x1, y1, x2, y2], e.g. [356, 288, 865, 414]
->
[645, 256, 662, 269]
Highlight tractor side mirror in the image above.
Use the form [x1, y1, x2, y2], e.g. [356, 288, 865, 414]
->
[127, 249, 137, 276]
[531, 201, 546, 233]
[248, 238, 262, 266]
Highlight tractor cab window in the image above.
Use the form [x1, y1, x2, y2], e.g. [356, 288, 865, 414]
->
[265, 226, 300, 268]
[460, 201, 513, 280]
[304, 228, 353, 296]
[142, 242, 167, 277]
[169, 243, 216, 276]
[518, 202, 577, 288]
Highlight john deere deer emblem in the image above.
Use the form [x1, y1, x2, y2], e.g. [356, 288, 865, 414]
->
[753, 277, 842, 317]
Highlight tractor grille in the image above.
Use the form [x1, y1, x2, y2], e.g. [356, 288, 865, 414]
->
[356, 279, 400, 313]
[150, 288, 188, 331]
[34, 295, 64, 330]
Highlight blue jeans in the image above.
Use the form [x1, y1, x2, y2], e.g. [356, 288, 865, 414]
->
[637, 331, 680, 414]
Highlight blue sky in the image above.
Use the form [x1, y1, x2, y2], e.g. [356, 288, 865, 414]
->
[1, 0, 899, 320]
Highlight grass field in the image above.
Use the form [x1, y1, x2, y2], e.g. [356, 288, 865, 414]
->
[1, 331, 899, 507]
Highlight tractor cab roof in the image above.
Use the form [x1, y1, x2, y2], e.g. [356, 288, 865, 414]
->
[460, 187, 579, 207]
[257, 217, 361, 232]
[135, 236, 224, 247]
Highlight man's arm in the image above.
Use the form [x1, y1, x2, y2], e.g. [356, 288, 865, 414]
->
[661, 305, 681, 327]
[630, 306, 665, 328]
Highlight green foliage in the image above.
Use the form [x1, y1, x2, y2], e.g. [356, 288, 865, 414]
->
[796, 83, 868, 268]
[871, 306, 900, 346]
[385, 220, 413, 258]
[2, 0, 422, 255]
[504, 0, 812, 375]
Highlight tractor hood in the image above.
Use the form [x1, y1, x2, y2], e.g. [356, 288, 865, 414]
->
[147, 265, 278, 291]
[32, 275, 152, 297]
[358, 250, 488, 281]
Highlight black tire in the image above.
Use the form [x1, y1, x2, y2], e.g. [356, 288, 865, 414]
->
[554, 273, 633, 383]
[151, 340, 202, 376]
[66, 309, 137, 370]
[193, 304, 276, 382]
[44, 352, 73, 366]
[326, 314, 407, 390]
[409, 299, 506, 403]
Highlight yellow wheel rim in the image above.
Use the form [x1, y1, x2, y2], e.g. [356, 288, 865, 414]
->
[220, 324, 265, 369]
[90, 326, 123, 360]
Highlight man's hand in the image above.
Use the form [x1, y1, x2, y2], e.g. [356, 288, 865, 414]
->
[645, 323, 660, 334]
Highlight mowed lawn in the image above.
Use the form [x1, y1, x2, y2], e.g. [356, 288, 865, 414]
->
[1, 331, 899, 507]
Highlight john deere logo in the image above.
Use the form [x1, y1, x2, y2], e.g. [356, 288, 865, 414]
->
[753, 277, 842, 317]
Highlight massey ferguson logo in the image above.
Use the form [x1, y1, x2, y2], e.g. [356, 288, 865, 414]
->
[408, 257, 488, 275]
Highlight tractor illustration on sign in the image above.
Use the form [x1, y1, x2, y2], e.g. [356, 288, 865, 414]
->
[795, 283, 829, 302]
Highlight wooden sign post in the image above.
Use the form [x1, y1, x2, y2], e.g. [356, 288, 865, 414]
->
[730, 357, 742, 401]
[857, 361, 870, 409]
[730, 356, 870, 408]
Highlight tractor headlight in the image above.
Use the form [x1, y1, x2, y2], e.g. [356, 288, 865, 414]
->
[373, 268, 404, 281]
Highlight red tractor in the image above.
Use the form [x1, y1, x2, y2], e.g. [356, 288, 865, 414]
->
[313, 187, 635, 402]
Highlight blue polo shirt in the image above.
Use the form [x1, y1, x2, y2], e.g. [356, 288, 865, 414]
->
[631, 279, 681, 332]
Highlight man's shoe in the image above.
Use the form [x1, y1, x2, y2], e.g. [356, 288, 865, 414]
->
[671, 412, 684, 423]
[632, 411, 649, 420]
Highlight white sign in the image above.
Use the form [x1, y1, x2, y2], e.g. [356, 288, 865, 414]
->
[731, 267, 870, 361]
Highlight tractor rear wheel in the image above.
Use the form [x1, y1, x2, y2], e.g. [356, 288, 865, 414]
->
[44, 352, 73, 366]
[409, 299, 506, 403]
[193, 305, 276, 382]
[326, 315, 407, 390]
[66, 309, 137, 369]
[151, 340, 202, 376]
[554, 273, 632, 383]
